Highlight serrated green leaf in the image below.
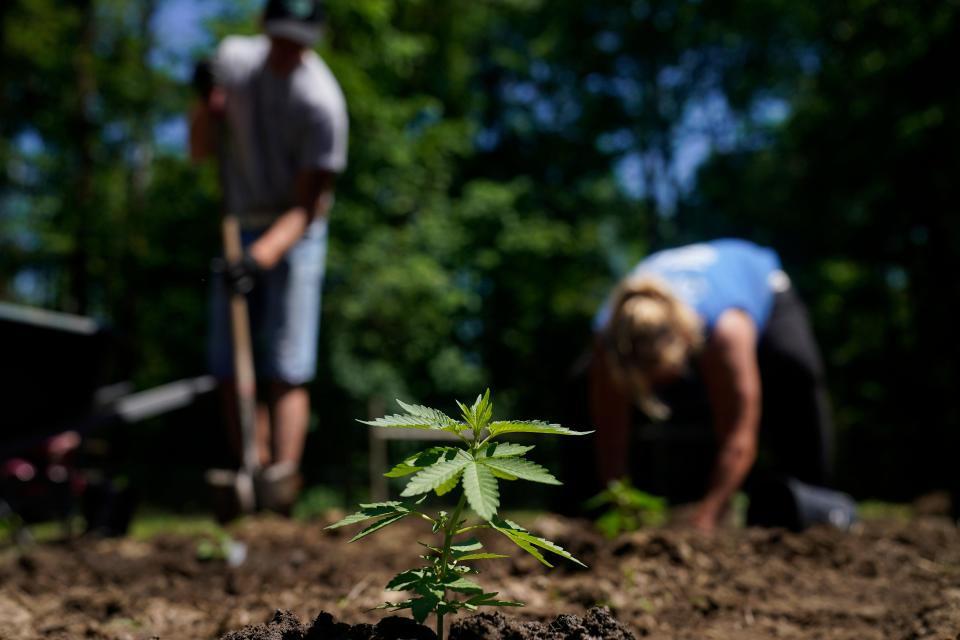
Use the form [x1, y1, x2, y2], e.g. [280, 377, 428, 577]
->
[445, 576, 484, 594]
[325, 501, 406, 529]
[396, 399, 461, 429]
[450, 538, 483, 553]
[437, 601, 464, 615]
[469, 389, 493, 430]
[462, 461, 500, 520]
[418, 541, 443, 554]
[490, 517, 587, 567]
[386, 569, 427, 591]
[487, 466, 519, 480]
[480, 457, 561, 485]
[414, 581, 445, 599]
[477, 599, 523, 607]
[487, 420, 592, 437]
[456, 552, 509, 561]
[410, 595, 438, 623]
[509, 530, 585, 567]
[401, 451, 471, 497]
[500, 528, 553, 567]
[466, 592, 524, 607]
[456, 399, 473, 426]
[359, 414, 443, 430]
[384, 461, 422, 478]
[349, 512, 410, 542]
[480, 442, 535, 458]
[434, 471, 462, 496]
[385, 447, 461, 478]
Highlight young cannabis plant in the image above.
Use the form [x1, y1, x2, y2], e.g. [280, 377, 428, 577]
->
[327, 390, 591, 639]
[584, 477, 667, 538]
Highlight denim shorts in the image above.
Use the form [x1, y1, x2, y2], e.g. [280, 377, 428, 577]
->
[208, 219, 327, 385]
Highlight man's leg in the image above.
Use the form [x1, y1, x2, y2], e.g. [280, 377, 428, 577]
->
[217, 382, 273, 467]
[264, 220, 326, 464]
[270, 381, 310, 466]
[256, 221, 326, 513]
[252, 381, 307, 515]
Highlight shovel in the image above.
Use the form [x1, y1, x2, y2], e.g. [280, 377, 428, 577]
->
[204, 112, 260, 521]
[205, 213, 260, 520]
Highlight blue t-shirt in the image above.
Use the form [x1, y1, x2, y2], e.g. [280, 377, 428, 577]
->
[595, 239, 785, 334]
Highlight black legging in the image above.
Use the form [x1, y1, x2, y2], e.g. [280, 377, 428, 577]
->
[755, 286, 834, 486]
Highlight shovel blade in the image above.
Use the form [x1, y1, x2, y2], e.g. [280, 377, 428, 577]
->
[205, 468, 257, 523]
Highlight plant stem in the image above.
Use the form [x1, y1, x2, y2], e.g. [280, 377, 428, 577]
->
[436, 492, 467, 639]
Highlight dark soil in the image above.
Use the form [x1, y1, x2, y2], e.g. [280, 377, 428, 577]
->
[219, 607, 632, 640]
[2, 513, 960, 639]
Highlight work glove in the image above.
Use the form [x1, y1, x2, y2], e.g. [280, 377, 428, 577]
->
[213, 253, 262, 295]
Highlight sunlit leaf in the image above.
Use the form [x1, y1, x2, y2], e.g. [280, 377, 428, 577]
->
[462, 461, 500, 520]
[450, 538, 483, 553]
[401, 451, 472, 497]
[396, 399, 461, 430]
[487, 420, 592, 437]
[480, 457, 560, 485]
[326, 501, 407, 529]
[349, 512, 410, 542]
[480, 442, 535, 458]
[456, 552, 509, 561]
[490, 517, 586, 567]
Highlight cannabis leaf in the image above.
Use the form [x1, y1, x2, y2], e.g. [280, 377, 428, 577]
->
[479, 442, 535, 458]
[401, 451, 472, 497]
[487, 420, 592, 437]
[462, 460, 500, 520]
[385, 447, 460, 478]
[490, 517, 587, 568]
[479, 457, 560, 485]
[327, 501, 410, 529]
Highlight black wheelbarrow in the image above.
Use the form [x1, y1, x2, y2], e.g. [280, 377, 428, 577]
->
[0, 301, 215, 541]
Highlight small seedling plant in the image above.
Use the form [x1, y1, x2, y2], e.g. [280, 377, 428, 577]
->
[584, 477, 667, 538]
[327, 390, 591, 638]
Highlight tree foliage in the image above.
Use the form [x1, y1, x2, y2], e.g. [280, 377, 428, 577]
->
[2, 0, 957, 498]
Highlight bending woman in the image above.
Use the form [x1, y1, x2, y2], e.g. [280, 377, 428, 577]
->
[589, 239, 833, 533]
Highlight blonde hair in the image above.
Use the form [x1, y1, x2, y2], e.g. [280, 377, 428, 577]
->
[602, 276, 704, 420]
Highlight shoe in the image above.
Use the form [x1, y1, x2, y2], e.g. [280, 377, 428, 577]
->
[205, 468, 255, 523]
[255, 462, 302, 516]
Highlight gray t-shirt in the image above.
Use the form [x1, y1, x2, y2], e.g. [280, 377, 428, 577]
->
[214, 35, 348, 224]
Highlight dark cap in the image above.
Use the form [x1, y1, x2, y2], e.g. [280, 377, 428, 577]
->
[263, 0, 325, 46]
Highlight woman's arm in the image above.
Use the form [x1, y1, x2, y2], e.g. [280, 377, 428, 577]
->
[588, 338, 632, 485]
[694, 309, 761, 533]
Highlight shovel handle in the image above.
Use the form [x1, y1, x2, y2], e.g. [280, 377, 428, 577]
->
[223, 215, 259, 475]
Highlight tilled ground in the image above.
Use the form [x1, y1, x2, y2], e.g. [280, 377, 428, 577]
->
[2, 513, 960, 639]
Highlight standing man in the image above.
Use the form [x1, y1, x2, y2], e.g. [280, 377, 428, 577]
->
[189, 0, 348, 514]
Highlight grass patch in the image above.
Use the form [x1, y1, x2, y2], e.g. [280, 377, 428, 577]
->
[128, 509, 226, 540]
[857, 500, 913, 522]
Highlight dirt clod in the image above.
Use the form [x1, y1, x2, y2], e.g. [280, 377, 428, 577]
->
[449, 607, 633, 640]
[222, 609, 305, 640]
[223, 611, 437, 640]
